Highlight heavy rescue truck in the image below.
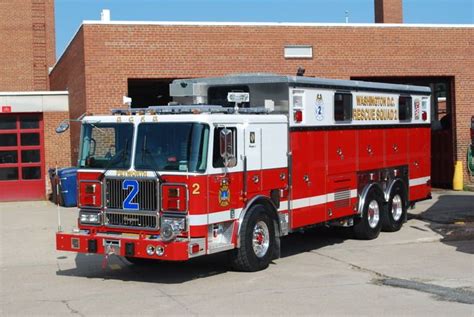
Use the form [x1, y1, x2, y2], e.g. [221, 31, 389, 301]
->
[56, 74, 432, 272]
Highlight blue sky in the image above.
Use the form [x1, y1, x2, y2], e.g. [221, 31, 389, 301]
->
[55, 0, 474, 58]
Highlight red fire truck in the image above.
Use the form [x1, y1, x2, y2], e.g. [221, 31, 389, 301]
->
[56, 74, 431, 271]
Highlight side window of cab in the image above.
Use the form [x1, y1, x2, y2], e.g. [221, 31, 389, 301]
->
[213, 127, 237, 168]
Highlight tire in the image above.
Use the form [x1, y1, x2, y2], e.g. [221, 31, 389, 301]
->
[353, 189, 383, 240]
[231, 204, 275, 272]
[382, 183, 407, 232]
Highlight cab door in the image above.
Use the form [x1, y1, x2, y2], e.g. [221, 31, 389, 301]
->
[208, 125, 244, 216]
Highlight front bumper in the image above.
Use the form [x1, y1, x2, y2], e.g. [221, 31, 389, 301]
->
[56, 231, 190, 261]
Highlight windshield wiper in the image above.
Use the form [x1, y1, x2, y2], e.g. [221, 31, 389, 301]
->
[98, 139, 129, 181]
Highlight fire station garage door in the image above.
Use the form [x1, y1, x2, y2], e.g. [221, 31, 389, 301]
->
[0, 114, 45, 201]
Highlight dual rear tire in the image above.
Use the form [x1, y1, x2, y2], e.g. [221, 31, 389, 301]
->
[381, 183, 407, 232]
[353, 189, 384, 240]
[353, 183, 407, 240]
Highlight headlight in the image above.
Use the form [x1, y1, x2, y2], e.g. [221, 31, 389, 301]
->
[155, 246, 165, 256]
[160, 216, 186, 242]
[79, 212, 100, 224]
[146, 245, 155, 256]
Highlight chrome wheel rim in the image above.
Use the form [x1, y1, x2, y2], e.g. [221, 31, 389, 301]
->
[252, 221, 270, 258]
[391, 194, 403, 221]
[367, 200, 380, 229]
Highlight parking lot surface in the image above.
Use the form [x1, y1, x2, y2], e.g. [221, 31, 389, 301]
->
[1, 189, 473, 316]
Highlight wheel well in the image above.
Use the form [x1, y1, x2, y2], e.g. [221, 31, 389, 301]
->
[358, 182, 385, 215]
[385, 178, 408, 207]
[238, 196, 281, 239]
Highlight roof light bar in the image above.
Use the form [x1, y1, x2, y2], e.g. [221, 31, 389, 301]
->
[111, 105, 271, 116]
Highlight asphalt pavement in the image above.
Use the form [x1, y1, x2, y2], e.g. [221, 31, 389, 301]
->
[1, 189, 473, 316]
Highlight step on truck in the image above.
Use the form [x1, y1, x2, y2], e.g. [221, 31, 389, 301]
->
[56, 74, 432, 271]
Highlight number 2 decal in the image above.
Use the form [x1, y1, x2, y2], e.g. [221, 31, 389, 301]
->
[192, 183, 200, 195]
[123, 179, 139, 210]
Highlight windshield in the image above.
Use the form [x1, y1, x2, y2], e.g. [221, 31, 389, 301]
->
[78, 123, 133, 169]
[135, 123, 209, 173]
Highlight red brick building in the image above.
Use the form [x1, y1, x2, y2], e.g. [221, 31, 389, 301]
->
[49, 1, 473, 188]
[0, 0, 470, 201]
[0, 0, 70, 201]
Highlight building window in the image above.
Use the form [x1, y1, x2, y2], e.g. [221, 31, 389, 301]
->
[127, 78, 175, 108]
[399, 96, 412, 121]
[334, 92, 353, 122]
[284, 45, 313, 59]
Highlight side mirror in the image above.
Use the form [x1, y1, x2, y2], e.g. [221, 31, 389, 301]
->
[55, 120, 70, 134]
[219, 128, 236, 167]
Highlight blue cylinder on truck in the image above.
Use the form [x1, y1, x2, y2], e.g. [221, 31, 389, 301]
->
[58, 167, 78, 207]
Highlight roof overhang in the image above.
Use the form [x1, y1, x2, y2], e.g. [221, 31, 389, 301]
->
[0, 91, 69, 113]
[171, 74, 432, 96]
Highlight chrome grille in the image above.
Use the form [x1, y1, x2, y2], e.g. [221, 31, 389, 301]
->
[105, 178, 158, 211]
[105, 212, 158, 230]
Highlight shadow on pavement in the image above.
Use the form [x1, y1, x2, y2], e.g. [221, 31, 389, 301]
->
[408, 193, 474, 255]
[56, 226, 348, 284]
[279, 226, 349, 258]
[57, 252, 230, 284]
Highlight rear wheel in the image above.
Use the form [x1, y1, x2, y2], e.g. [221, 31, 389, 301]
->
[353, 189, 383, 240]
[231, 204, 275, 272]
[382, 183, 407, 232]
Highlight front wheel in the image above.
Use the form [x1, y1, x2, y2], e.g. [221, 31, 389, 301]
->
[230, 204, 275, 272]
[353, 189, 383, 240]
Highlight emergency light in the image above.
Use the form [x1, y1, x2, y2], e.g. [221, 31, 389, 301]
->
[78, 182, 102, 208]
[161, 184, 188, 212]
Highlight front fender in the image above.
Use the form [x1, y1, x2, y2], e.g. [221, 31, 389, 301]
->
[236, 195, 280, 247]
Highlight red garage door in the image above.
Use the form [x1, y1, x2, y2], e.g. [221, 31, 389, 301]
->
[0, 114, 45, 201]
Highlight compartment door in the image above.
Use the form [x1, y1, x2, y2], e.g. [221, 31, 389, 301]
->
[408, 127, 431, 201]
[327, 130, 356, 175]
[326, 173, 357, 220]
[358, 129, 384, 171]
[385, 128, 408, 167]
[244, 127, 262, 194]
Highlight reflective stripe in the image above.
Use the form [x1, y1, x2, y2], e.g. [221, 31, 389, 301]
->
[188, 209, 243, 226]
[409, 176, 430, 187]
[188, 189, 357, 226]
[278, 200, 289, 211]
[188, 178, 429, 226]
[289, 189, 357, 211]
